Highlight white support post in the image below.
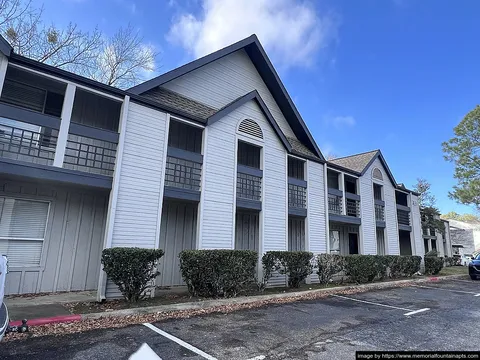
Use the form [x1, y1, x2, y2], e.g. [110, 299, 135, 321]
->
[340, 172, 346, 215]
[97, 95, 130, 301]
[324, 165, 330, 254]
[53, 83, 76, 167]
[0, 56, 8, 96]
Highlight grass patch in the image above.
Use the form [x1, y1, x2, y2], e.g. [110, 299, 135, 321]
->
[438, 266, 468, 276]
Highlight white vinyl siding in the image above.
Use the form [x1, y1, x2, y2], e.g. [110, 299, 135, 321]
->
[359, 174, 376, 255]
[200, 112, 237, 249]
[110, 103, 167, 249]
[361, 158, 399, 255]
[410, 194, 424, 257]
[162, 49, 297, 140]
[308, 161, 326, 254]
[0, 198, 49, 267]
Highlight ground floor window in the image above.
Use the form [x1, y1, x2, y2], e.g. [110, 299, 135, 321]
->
[431, 240, 437, 251]
[0, 197, 49, 267]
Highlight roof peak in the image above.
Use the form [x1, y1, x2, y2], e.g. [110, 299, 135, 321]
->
[329, 149, 379, 161]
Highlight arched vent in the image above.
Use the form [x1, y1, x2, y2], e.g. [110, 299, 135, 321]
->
[238, 119, 263, 139]
[372, 168, 383, 181]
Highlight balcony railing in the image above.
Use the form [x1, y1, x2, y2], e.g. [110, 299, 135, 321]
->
[346, 198, 360, 217]
[237, 171, 261, 201]
[0, 118, 58, 166]
[288, 178, 307, 209]
[397, 209, 411, 226]
[328, 194, 342, 215]
[375, 203, 385, 221]
[63, 134, 117, 176]
[164, 155, 202, 191]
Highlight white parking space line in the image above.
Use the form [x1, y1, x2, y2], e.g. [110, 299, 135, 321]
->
[403, 308, 430, 316]
[331, 294, 429, 316]
[143, 323, 218, 360]
[245, 356, 266, 360]
[412, 284, 480, 296]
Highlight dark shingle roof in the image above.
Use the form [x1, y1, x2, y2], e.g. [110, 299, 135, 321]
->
[287, 137, 318, 159]
[142, 87, 217, 122]
[329, 150, 379, 173]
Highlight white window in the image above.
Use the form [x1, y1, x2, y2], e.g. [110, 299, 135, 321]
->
[0, 198, 49, 267]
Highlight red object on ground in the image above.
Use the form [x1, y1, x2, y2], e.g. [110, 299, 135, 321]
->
[428, 277, 439, 281]
[9, 314, 81, 327]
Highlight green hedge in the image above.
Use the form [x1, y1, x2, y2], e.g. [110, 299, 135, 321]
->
[344, 255, 380, 283]
[316, 254, 421, 284]
[425, 256, 444, 275]
[101, 247, 164, 303]
[444, 257, 457, 267]
[316, 254, 345, 285]
[262, 251, 314, 288]
[179, 250, 257, 297]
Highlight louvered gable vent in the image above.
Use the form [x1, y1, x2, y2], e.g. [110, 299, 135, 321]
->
[238, 119, 263, 139]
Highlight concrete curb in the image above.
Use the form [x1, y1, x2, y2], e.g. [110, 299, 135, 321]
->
[80, 274, 468, 321]
[9, 314, 82, 327]
[9, 274, 467, 326]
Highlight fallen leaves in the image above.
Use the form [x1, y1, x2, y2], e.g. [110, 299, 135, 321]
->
[4, 280, 414, 342]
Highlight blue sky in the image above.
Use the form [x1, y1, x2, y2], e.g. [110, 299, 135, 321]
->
[36, 0, 479, 214]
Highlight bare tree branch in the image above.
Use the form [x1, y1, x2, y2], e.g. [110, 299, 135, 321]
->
[0, 1, 159, 88]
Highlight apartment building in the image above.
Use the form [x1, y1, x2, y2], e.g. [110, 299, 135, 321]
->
[0, 34, 423, 298]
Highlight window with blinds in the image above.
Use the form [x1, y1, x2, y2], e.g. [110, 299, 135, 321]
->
[0, 198, 49, 267]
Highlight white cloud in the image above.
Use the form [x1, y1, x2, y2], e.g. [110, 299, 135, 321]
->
[167, 0, 339, 69]
[324, 115, 356, 129]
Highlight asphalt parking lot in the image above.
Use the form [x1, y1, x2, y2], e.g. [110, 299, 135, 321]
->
[2, 279, 479, 360]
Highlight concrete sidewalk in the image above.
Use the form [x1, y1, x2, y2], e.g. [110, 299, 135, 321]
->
[5, 291, 95, 322]
[4, 275, 469, 326]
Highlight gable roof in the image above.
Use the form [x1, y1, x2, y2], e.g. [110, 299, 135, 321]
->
[142, 87, 217, 122]
[328, 149, 397, 185]
[207, 90, 292, 153]
[129, 34, 324, 161]
[329, 150, 379, 174]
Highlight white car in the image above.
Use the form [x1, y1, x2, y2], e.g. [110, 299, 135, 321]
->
[0, 255, 8, 341]
[460, 254, 473, 266]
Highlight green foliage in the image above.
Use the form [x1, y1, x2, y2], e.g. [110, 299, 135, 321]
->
[444, 257, 457, 267]
[413, 178, 436, 209]
[441, 211, 480, 222]
[179, 250, 257, 298]
[425, 249, 439, 257]
[262, 251, 314, 288]
[101, 247, 164, 303]
[316, 254, 345, 285]
[443, 105, 480, 210]
[388, 255, 422, 277]
[425, 256, 444, 275]
[259, 252, 277, 290]
[344, 255, 380, 283]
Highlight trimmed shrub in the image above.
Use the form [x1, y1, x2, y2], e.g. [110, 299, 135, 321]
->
[263, 251, 314, 288]
[425, 256, 443, 275]
[259, 251, 278, 290]
[344, 255, 380, 283]
[425, 249, 439, 257]
[444, 257, 457, 267]
[316, 254, 345, 285]
[389, 255, 422, 278]
[179, 250, 257, 298]
[101, 247, 164, 303]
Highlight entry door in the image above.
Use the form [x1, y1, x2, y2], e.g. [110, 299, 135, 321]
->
[158, 201, 197, 286]
[348, 233, 359, 254]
